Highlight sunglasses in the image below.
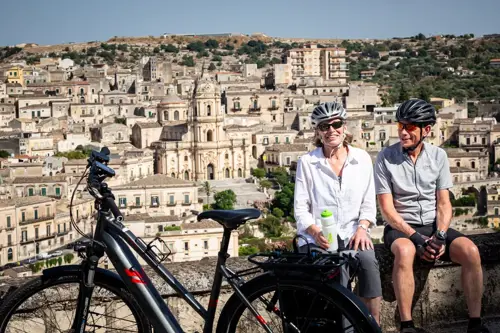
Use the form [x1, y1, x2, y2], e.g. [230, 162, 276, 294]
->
[318, 121, 344, 131]
[397, 123, 421, 132]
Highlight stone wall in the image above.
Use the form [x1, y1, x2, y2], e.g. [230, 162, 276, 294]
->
[1, 233, 500, 332]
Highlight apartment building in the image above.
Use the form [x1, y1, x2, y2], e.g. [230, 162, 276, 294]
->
[19, 134, 54, 157]
[224, 89, 284, 124]
[11, 175, 69, 199]
[263, 144, 309, 173]
[252, 127, 299, 159]
[112, 174, 201, 217]
[287, 44, 348, 84]
[0, 196, 57, 265]
[445, 148, 489, 181]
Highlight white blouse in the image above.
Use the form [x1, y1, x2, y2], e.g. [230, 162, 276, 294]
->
[294, 146, 376, 247]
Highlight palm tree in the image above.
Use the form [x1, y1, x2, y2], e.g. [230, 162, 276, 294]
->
[202, 181, 214, 206]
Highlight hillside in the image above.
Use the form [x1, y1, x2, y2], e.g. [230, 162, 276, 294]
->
[1, 33, 499, 103]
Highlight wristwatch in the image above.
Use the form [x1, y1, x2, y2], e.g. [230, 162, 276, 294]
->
[435, 230, 447, 241]
[358, 224, 371, 234]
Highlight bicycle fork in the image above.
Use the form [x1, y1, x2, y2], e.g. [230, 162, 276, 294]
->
[71, 255, 99, 333]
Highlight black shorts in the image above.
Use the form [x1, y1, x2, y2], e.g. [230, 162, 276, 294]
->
[383, 224, 465, 262]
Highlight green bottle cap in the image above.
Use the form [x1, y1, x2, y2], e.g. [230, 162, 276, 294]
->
[321, 210, 332, 218]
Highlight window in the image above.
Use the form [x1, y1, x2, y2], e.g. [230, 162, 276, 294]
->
[28, 188, 34, 196]
[184, 242, 189, 251]
[234, 102, 240, 110]
[184, 156, 188, 162]
[119, 197, 127, 208]
[238, 168, 242, 177]
[169, 195, 175, 205]
[37, 111, 41, 117]
[184, 171, 189, 180]
[158, 225, 163, 232]
[21, 230, 27, 242]
[207, 130, 213, 142]
[151, 196, 159, 206]
[482, 137, 486, 145]
[253, 100, 258, 109]
[456, 161, 461, 167]
[271, 100, 277, 108]
[379, 131, 386, 141]
[58, 224, 61, 233]
[184, 195, 190, 204]
[225, 153, 229, 159]
[21, 211, 26, 222]
[68, 88, 72, 95]
[471, 161, 476, 169]
[135, 197, 141, 206]
[35, 227, 39, 239]
[263, 137, 269, 145]
[32, 111, 35, 118]
[6, 216, 11, 228]
[7, 248, 13, 261]
[496, 208, 499, 216]
[207, 104, 211, 116]
[466, 138, 470, 145]
[47, 225, 51, 235]
[272, 115, 276, 122]
[41, 188, 47, 196]
[204, 240, 208, 250]
[275, 137, 279, 143]
[55, 187, 61, 196]
[285, 137, 290, 144]
[286, 157, 291, 165]
[34, 209, 38, 220]
[174, 111, 179, 120]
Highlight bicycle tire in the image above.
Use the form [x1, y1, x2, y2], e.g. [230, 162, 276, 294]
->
[0, 267, 151, 333]
[216, 273, 381, 333]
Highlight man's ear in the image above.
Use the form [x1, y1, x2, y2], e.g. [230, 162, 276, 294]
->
[424, 125, 432, 136]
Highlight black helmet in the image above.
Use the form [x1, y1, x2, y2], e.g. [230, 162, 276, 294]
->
[396, 99, 436, 125]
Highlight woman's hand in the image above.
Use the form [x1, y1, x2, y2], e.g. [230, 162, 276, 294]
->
[349, 226, 373, 251]
[307, 225, 330, 249]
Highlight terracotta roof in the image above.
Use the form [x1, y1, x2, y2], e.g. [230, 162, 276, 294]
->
[181, 219, 221, 230]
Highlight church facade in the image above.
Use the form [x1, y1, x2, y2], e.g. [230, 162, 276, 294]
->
[152, 76, 253, 181]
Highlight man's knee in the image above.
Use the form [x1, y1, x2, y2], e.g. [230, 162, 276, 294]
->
[391, 238, 416, 267]
[450, 237, 481, 266]
[356, 249, 380, 270]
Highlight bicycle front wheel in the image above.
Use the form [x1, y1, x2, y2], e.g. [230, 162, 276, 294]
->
[217, 273, 380, 333]
[0, 268, 151, 333]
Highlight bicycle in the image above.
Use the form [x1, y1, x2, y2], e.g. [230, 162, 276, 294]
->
[0, 147, 382, 333]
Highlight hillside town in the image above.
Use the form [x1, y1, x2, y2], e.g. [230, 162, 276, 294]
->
[0, 33, 500, 276]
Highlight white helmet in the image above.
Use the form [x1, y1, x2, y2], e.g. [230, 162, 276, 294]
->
[310, 102, 347, 128]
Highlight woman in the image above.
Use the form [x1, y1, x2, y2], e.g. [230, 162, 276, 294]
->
[294, 101, 382, 323]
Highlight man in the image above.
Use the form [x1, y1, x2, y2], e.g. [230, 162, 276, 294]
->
[374, 99, 488, 333]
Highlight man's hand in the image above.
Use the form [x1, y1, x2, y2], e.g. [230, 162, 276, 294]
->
[349, 226, 373, 251]
[427, 236, 446, 260]
[410, 232, 434, 262]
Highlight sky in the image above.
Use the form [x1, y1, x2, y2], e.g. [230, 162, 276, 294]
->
[1, 0, 499, 46]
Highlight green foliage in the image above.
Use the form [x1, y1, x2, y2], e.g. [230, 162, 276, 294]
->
[196, 50, 210, 58]
[55, 150, 88, 160]
[258, 215, 283, 238]
[208, 63, 216, 71]
[57, 257, 63, 266]
[212, 55, 222, 62]
[212, 190, 237, 210]
[187, 41, 205, 52]
[164, 225, 181, 231]
[272, 167, 290, 187]
[203, 204, 211, 211]
[224, 43, 235, 50]
[153, 47, 160, 54]
[0, 150, 10, 158]
[239, 245, 259, 256]
[0, 47, 22, 61]
[272, 208, 284, 219]
[205, 39, 219, 49]
[451, 195, 476, 207]
[237, 40, 268, 56]
[117, 44, 128, 52]
[260, 179, 272, 190]
[181, 55, 195, 67]
[63, 253, 74, 264]
[454, 208, 469, 216]
[251, 168, 266, 179]
[398, 84, 410, 102]
[161, 44, 179, 53]
[115, 117, 126, 125]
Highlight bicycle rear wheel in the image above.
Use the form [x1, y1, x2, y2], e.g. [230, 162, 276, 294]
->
[217, 273, 380, 333]
[0, 268, 151, 333]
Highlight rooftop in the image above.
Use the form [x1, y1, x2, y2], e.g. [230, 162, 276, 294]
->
[0, 195, 54, 208]
[12, 175, 67, 184]
[266, 143, 309, 153]
[135, 122, 162, 129]
[181, 219, 221, 230]
[114, 174, 195, 189]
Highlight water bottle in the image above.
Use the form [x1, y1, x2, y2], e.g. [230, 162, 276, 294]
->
[320, 210, 338, 252]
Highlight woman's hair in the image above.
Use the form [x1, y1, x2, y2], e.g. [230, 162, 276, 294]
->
[313, 127, 353, 148]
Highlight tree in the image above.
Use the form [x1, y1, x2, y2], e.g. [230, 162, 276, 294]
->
[208, 63, 216, 71]
[181, 55, 195, 67]
[272, 208, 284, 219]
[398, 84, 410, 102]
[161, 44, 179, 53]
[153, 47, 160, 53]
[212, 190, 237, 210]
[258, 215, 283, 238]
[417, 85, 431, 102]
[260, 179, 272, 191]
[202, 181, 215, 205]
[251, 168, 266, 179]
[272, 167, 290, 187]
[205, 39, 219, 49]
[186, 41, 205, 52]
[239, 245, 259, 256]
[0, 150, 10, 158]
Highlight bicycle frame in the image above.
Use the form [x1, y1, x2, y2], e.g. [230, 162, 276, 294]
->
[74, 202, 272, 333]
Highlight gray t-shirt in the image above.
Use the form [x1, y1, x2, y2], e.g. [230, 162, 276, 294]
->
[374, 142, 453, 226]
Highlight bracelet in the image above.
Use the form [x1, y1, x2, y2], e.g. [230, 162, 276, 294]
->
[358, 224, 371, 234]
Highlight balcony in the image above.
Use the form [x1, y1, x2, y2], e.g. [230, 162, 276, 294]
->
[129, 204, 143, 209]
[57, 230, 69, 236]
[80, 113, 95, 117]
[249, 107, 261, 112]
[31, 147, 53, 151]
[231, 107, 242, 112]
[181, 201, 192, 206]
[268, 106, 280, 111]
[167, 202, 176, 207]
[20, 233, 56, 245]
[48, 194, 62, 199]
[149, 203, 160, 208]
[19, 215, 55, 226]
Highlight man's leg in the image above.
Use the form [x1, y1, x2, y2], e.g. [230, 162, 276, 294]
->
[448, 237, 483, 318]
[391, 238, 417, 321]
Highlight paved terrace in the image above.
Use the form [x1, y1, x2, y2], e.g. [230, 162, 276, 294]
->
[0, 233, 499, 332]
